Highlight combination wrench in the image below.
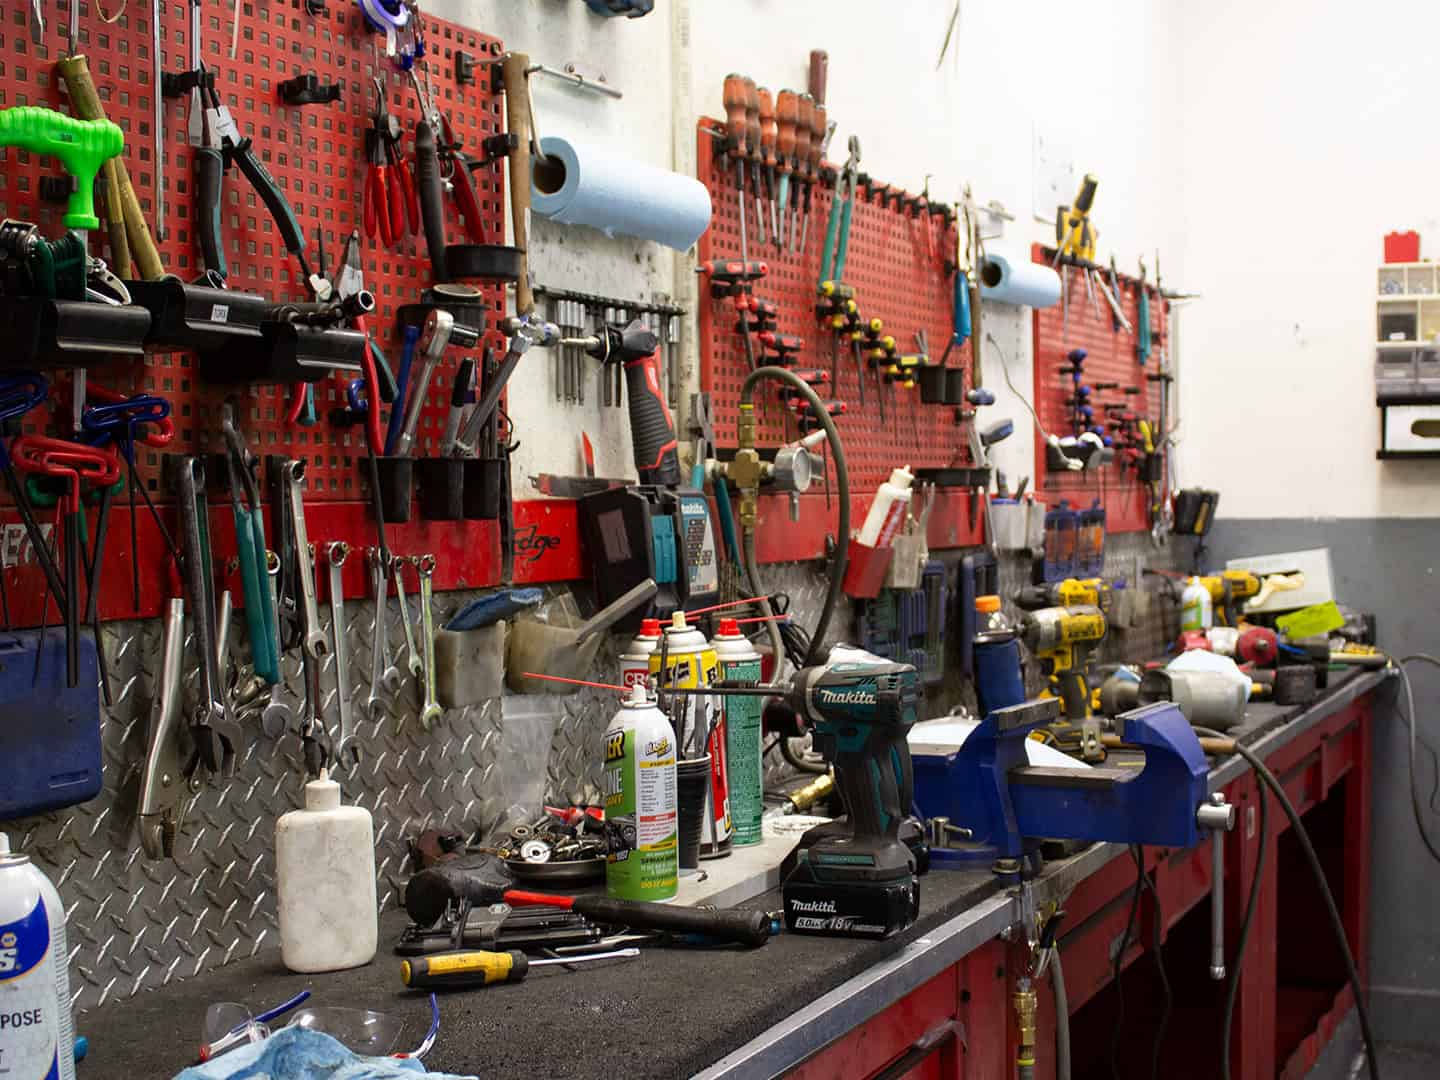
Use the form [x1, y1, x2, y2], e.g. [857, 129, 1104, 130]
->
[260, 550, 294, 737]
[366, 547, 401, 722]
[414, 554, 442, 730]
[282, 459, 328, 661]
[392, 554, 423, 681]
[298, 544, 330, 777]
[327, 542, 358, 767]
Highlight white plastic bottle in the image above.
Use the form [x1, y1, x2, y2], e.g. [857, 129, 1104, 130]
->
[1180, 577, 1214, 632]
[276, 770, 377, 973]
[0, 833, 75, 1080]
[857, 466, 915, 548]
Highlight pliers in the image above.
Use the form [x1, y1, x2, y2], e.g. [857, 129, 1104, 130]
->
[334, 229, 397, 453]
[364, 76, 413, 248]
[409, 65, 487, 243]
[222, 401, 280, 685]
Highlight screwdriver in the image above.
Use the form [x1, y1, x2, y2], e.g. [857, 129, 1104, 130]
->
[774, 90, 798, 249]
[742, 78, 766, 246]
[802, 101, 826, 253]
[757, 87, 779, 248]
[401, 947, 640, 990]
[721, 74, 751, 264]
[791, 94, 813, 252]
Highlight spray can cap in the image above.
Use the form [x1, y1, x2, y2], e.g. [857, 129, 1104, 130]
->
[640, 618, 663, 637]
[669, 610, 689, 631]
[717, 617, 741, 637]
[975, 595, 1001, 614]
[627, 682, 650, 706]
[887, 466, 914, 490]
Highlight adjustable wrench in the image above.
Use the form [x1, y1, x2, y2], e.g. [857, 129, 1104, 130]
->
[138, 598, 189, 859]
[327, 542, 358, 767]
[282, 459, 328, 661]
[392, 554, 423, 681]
[260, 551, 294, 737]
[414, 554, 442, 729]
[175, 457, 243, 778]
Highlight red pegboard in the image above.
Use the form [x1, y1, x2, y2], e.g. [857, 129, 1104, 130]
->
[0, 1, 519, 617]
[1029, 242, 1169, 533]
[695, 119, 979, 495]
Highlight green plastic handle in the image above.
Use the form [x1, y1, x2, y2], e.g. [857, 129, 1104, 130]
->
[234, 506, 279, 684]
[0, 107, 123, 231]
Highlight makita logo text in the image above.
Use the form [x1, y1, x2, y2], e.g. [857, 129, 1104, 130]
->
[790, 899, 837, 913]
[817, 689, 874, 705]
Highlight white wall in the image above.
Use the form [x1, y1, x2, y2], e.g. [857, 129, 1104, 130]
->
[1172, 0, 1440, 518]
[432, 1, 1183, 493]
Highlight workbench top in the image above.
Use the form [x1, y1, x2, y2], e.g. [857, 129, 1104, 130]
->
[74, 668, 1385, 1080]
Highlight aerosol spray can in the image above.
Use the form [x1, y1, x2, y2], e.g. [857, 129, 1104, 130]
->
[619, 618, 663, 692]
[603, 684, 678, 902]
[0, 834, 75, 1080]
[650, 612, 731, 857]
[713, 618, 764, 846]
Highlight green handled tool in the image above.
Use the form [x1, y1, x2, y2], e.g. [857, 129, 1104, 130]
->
[222, 402, 280, 684]
[0, 106, 123, 232]
[818, 136, 861, 289]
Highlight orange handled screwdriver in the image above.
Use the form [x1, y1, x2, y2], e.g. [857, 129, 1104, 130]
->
[757, 86, 779, 248]
[722, 73, 751, 263]
[792, 94, 814, 252]
[775, 90, 798, 249]
[803, 102, 827, 253]
[743, 78, 766, 246]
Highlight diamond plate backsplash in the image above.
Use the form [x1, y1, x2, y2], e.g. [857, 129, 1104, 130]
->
[1, 537, 1178, 1013]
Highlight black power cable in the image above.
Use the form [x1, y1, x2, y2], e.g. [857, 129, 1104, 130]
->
[1221, 781, 1269, 1080]
[1134, 845, 1172, 1080]
[1108, 849, 1145, 1080]
[1396, 655, 1440, 866]
[1193, 728, 1380, 1080]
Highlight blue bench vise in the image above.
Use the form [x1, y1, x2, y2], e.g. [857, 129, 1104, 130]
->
[912, 696, 1217, 878]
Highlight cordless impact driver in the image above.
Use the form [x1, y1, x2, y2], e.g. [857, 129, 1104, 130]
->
[714, 653, 923, 939]
[1019, 604, 1107, 758]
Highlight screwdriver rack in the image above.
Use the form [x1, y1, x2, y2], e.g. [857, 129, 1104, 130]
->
[695, 119, 978, 498]
[0, 2, 536, 621]
[1030, 243, 1170, 534]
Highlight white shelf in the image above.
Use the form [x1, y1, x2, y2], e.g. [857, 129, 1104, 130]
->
[1377, 294, 1439, 302]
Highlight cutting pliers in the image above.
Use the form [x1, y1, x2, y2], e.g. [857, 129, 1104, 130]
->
[365, 76, 412, 248]
[222, 401, 280, 685]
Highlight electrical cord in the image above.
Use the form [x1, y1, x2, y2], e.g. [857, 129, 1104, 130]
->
[1135, 845, 1172, 1080]
[738, 366, 850, 668]
[1396, 655, 1440, 866]
[1108, 849, 1145, 1080]
[1049, 947, 1071, 1080]
[1220, 781, 1268, 1080]
[1193, 728, 1380, 1080]
[987, 331, 1080, 470]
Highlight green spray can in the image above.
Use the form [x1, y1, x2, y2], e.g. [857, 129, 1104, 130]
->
[603, 684, 678, 901]
[713, 618, 765, 846]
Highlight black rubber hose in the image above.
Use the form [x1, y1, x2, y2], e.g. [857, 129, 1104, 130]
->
[1220, 781, 1268, 1080]
[1194, 728, 1380, 1080]
[738, 366, 848, 667]
[1109, 849, 1145, 1080]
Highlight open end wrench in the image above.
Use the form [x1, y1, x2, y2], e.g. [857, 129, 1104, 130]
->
[260, 550, 294, 737]
[414, 554, 442, 730]
[282, 460, 328, 661]
[392, 554, 423, 681]
[327, 542, 359, 767]
[367, 547, 400, 721]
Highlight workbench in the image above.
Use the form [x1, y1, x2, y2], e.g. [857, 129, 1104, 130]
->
[75, 669, 1383, 1079]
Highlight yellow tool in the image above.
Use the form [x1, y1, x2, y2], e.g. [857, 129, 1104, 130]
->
[1019, 603, 1107, 725]
[401, 946, 638, 990]
[1053, 173, 1098, 265]
[1197, 570, 1261, 626]
[1015, 577, 1107, 611]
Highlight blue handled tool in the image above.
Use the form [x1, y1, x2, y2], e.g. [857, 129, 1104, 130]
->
[444, 588, 544, 632]
[384, 323, 422, 456]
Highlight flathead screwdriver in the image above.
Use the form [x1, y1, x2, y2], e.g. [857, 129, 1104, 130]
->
[743, 78, 766, 246]
[775, 90, 799, 248]
[757, 86, 779, 247]
[401, 947, 640, 990]
[722, 73, 751, 263]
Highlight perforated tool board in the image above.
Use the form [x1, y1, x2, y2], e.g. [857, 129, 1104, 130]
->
[1029, 242, 1169, 534]
[0, 2, 527, 619]
[695, 119, 979, 496]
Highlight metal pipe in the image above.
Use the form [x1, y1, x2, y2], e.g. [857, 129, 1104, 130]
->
[525, 63, 623, 99]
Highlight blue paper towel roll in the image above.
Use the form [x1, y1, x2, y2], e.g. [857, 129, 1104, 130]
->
[979, 249, 1062, 308]
[530, 134, 712, 251]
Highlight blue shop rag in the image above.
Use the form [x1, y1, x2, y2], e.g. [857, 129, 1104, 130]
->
[173, 1026, 476, 1080]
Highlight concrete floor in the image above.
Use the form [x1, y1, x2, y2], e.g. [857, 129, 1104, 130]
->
[1374, 1043, 1440, 1079]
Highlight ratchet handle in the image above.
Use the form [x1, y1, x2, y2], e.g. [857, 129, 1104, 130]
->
[624, 349, 680, 486]
[414, 119, 449, 281]
[196, 147, 227, 279]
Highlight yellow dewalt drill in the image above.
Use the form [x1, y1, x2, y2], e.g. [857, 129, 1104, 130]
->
[1019, 604, 1108, 757]
[1015, 577, 1108, 611]
[1197, 570, 1260, 626]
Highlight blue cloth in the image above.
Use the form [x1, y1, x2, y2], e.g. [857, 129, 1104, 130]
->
[174, 1026, 475, 1080]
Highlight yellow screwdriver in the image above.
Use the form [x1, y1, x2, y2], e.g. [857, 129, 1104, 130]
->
[401, 947, 639, 990]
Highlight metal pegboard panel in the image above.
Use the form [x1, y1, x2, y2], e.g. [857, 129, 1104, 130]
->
[0, 558, 844, 1012]
[0, 3, 506, 494]
[1029, 243, 1169, 532]
[694, 120, 976, 494]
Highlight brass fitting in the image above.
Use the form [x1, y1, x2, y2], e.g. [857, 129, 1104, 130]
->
[785, 772, 834, 814]
[730, 403, 764, 529]
[1013, 976, 1037, 1070]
